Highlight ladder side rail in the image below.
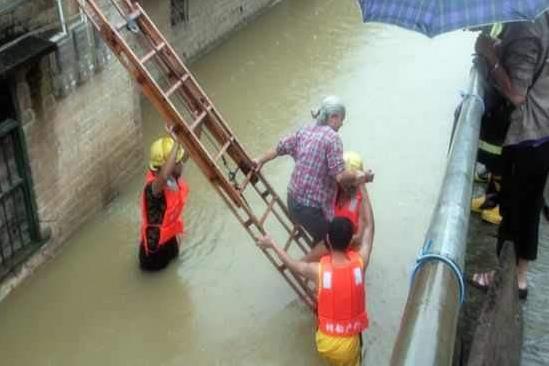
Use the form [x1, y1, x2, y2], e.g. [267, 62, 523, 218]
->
[255, 174, 313, 248]
[250, 183, 294, 237]
[131, 31, 199, 115]
[132, 4, 206, 113]
[113, 1, 260, 199]
[81, 0, 317, 311]
[250, 178, 311, 248]
[81, 2, 101, 30]
[241, 186, 317, 304]
[212, 184, 316, 310]
[121, 1, 257, 176]
[131, 2, 252, 161]
[136, 33, 242, 167]
[110, 1, 204, 117]
[106, 0, 128, 19]
[82, 0, 245, 207]
[201, 107, 256, 170]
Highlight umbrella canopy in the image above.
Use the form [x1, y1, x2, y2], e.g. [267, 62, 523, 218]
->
[358, 0, 549, 37]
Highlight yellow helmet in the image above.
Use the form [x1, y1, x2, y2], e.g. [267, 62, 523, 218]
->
[149, 137, 185, 171]
[343, 151, 363, 171]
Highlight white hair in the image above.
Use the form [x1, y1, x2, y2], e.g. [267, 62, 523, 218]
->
[311, 95, 346, 125]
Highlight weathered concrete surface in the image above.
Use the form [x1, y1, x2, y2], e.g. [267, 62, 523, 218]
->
[465, 241, 522, 366]
[456, 182, 549, 366]
[0, 1, 143, 299]
[521, 183, 549, 366]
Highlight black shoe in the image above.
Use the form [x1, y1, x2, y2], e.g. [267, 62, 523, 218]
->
[518, 287, 528, 300]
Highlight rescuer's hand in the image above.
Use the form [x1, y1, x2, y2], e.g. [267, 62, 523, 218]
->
[475, 35, 497, 65]
[359, 169, 375, 184]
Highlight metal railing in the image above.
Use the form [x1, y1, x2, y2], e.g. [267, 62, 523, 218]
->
[388, 62, 485, 365]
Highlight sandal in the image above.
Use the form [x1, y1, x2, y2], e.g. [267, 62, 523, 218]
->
[468, 271, 496, 291]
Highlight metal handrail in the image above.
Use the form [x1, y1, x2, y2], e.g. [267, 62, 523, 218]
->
[388, 62, 485, 366]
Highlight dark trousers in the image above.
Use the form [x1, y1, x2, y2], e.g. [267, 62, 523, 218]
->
[139, 237, 179, 271]
[498, 141, 549, 261]
[287, 194, 329, 245]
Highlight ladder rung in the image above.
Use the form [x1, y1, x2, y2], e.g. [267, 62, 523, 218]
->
[259, 198, 277, 226]
[165, 74, 190, 98]
[284, 228, 299, 251]
[115, 9, 142, 31]
[190, 110, 208, 131]
[238, 170, 255, 192]
[140, 42, 166, 64]
[214, 138, 234, 162]
[80, 0, 318, 312]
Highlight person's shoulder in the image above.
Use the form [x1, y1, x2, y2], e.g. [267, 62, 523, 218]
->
[502, 20, 543, 45]
[319, 254, 332, 263]
[309, 124, 337, 136]
[301, 122, 319, 131]
[322, 127, 341, 143]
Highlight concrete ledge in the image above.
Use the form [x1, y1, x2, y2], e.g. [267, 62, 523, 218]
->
[0, 237, 62, 302]
[456, 216, 523, 366]
[466, 241, 522, 366]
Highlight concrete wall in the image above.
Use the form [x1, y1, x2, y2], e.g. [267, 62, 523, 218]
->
[19, 59, 143, 243]
[0, 0, 58, 43]
[0, 0, 143, 298]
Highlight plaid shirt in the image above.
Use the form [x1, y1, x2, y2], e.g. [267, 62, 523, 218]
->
[277, 123, 345, 219]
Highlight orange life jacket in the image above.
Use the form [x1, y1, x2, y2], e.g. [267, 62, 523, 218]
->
[140, 171, 189, 255]
[317, 251, 368, 337]
[334, 189, 363, 233]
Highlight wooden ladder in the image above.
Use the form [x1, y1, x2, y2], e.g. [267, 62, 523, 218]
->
[78, 0, 316, 310]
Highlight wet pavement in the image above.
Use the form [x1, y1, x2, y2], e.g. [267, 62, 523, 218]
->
[521, 185, 549, 365]
[459, 182, 549, 366]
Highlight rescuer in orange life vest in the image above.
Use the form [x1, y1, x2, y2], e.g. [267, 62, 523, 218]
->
[303, 151, 375, 264]
[334, 151, 373, 247]
[257, 214, 374, 366]
[139, 136, 189, 271]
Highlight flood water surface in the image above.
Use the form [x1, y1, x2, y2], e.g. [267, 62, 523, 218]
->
[0, 0, 475, 365]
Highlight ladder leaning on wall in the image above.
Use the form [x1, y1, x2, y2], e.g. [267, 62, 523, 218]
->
[77, 0, 317, 311]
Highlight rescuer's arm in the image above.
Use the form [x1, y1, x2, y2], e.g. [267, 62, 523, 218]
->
[336, 169, 375, 189]
[301, 241, 329, 263]
[357, 185, 375, 270]
[257, 235, 319, 282]
[152, 142, 182, 196]
[328, 135, 375, 187]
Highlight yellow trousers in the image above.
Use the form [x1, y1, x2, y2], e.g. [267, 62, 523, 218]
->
[315, 330, 361, 366]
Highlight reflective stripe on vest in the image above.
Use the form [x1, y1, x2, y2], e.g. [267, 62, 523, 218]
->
[478, 140, 503, 155]
[334, 189, 363, 233]
[317, 251, 368, 337]
[140, 171, 188, 254]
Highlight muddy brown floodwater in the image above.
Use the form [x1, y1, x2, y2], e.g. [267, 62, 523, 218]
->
[0, 0, 475, 365]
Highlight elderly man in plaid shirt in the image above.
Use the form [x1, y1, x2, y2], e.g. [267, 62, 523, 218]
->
[253, 96, 374, 248]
